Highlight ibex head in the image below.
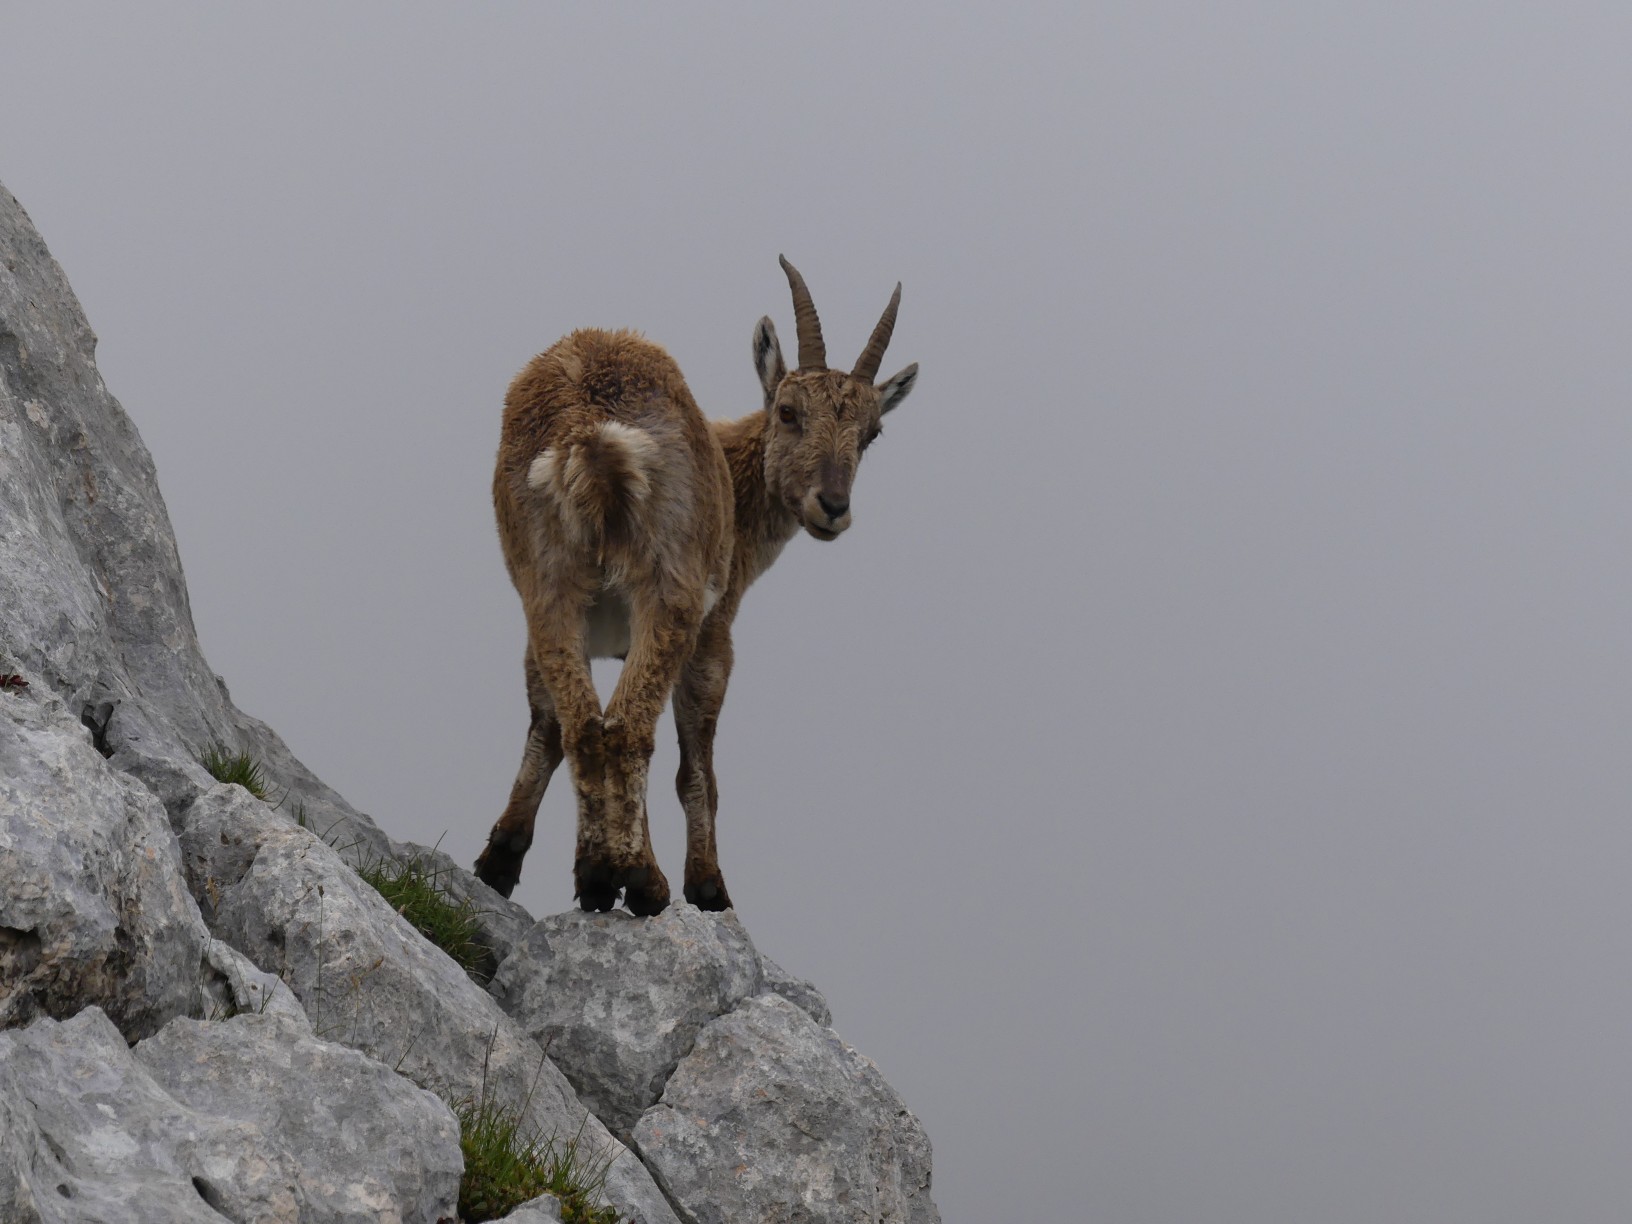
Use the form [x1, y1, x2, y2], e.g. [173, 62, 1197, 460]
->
[752, 256, 919, 541]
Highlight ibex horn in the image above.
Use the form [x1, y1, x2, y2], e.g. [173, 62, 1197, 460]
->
[852, 282, 902, 383]
[779, 255, 827, 371]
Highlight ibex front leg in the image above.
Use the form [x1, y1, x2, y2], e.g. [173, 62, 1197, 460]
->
[474, 649, 563, 898]
[602, 584, 704, 916]
[674, 619, 733, 911]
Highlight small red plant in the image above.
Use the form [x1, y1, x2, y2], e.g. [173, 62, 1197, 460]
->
[0, 674, 28, 693]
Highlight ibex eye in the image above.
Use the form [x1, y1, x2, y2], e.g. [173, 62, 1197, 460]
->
[778, 404, 798, 426]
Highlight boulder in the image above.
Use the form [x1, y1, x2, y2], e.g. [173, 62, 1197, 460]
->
[0, 1006, 461, 1223]
[137, 1012, 462, 1222]
[0, 691, 209, 1040]
[492, 906, 764, 1134]
[757, 952, 833, 1028]
[634, 994, 939, 1224]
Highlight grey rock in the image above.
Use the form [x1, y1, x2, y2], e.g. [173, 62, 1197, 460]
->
[493, 905, 763, 1135]
[137, 1011, 462, 1222]
[197, 934, 309, 1028]
[0, 692, 209, 1040]
[0, 1006, 459, 1223]
[0, 1056, 50, 1224]
[758, 952, 833, 1028]
[0, 176, 392, 864]
[634, 994, 939, 1224]
[179, 785, 680, 1224]
[1, 175, 938, 1224]
[498, 1193, 564, 1222]
[0, 1008, 239, 1223]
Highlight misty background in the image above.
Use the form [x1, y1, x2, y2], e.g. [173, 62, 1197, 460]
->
[5, 4, 1632, 1220]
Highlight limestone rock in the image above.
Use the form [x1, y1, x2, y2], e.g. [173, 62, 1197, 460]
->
[758, 952, 833, 1028]
[0, 177, 394, 862]
[497, 1194, 564, 1222]
[136, 1011, 462, 1222]
[0, 1006, 460, 1223]
[634, 994, 939, 1224]
[0, 173, 939, 1223]
[196, 936, 309, 1029]
[178, 784, 679, 1224]
[493, 905, 764, 1135]
[0, 692, 209, 1040]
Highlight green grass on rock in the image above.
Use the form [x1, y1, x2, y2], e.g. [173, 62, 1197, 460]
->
[200, 745, 275, 801]
[356, 853, 492, 980]
[456, 1091, 622, 1224]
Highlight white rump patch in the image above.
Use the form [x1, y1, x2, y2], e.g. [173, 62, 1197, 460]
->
[526, 447, 560, 490]
[598, 420, 660, 498]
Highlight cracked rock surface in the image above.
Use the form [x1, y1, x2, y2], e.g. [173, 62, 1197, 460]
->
[493, 906, 765, 1135]
[0, 692, 209, 1039]
[0, 1006, 462, 1223]
[635, 994, 938, 1224]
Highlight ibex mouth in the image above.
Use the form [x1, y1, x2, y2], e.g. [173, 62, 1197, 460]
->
[804, 521, 842, 542]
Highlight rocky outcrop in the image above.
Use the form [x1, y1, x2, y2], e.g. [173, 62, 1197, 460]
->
[177, 784, 680, 1224]
[0, 690, 209, 1040]
[635, 995, 937, 1224]
[0, 1007, 462, 1223]
[0, 176, 938, 1222]
[492, 906, 765, 1134]
[493, 907, 932, 1224]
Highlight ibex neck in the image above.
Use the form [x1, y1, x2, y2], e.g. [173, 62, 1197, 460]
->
[713, 411, 799, 592]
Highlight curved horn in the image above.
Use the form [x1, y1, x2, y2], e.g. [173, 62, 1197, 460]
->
[852, 281, 902, 382]
[779, 255, 827, 370]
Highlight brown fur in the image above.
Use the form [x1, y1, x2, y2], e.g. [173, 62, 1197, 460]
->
[475, 264, 919, 913]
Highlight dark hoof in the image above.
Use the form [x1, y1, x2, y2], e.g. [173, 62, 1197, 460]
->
[474, 834, 529, 899]
[623, 857, 671, 917]
[624, 877, 671, 917]
[574, 856, 620, 913]
[619, 864, 650, 890]
[684, 874, 732, 912]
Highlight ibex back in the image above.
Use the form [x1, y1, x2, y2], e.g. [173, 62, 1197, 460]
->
[475, 257, 919, 914]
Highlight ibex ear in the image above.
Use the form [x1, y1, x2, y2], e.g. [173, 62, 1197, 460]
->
[877, 362, 918, 415]
[753, 316, 787, 411]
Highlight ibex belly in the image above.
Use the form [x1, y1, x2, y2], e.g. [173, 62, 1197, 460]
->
[584, 588, 632, 660]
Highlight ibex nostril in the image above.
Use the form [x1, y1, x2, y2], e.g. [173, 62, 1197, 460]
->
[817, 493, 849, 520]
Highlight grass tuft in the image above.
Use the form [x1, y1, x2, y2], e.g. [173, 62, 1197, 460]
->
[200, 744, 275, 801]
[455, 1093, 621, 1224]
[355, 853, 492, 980]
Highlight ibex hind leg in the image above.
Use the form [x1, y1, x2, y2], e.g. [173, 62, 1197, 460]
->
[476, 651, 563, 898]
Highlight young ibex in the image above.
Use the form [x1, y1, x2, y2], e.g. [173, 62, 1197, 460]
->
[474, 257, 919, 914]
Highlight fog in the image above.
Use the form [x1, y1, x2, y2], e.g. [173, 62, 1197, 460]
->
[5, 5, 1631, 1218]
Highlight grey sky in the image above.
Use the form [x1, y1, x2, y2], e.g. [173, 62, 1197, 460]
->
[5, 4, 1632, 1219]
